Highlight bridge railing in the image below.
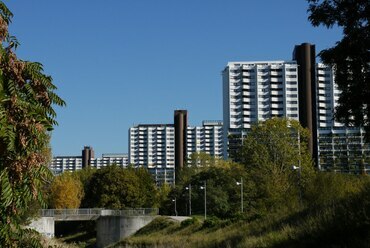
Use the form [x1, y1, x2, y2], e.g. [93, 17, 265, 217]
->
[40, 208, 158, 218]
[100, 208, 159, 216]
[40, 208, 103, 218]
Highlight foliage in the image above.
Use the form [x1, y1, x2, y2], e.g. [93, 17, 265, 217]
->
[72, 168, 97, 208]
[304, 172, 369, 207]
[157, 183, 171, 213]
[49, 172, 84, 209]
[0, 1, 65, 247]
[134, 217, 175, 236]
[181, 154, 240, 184]
[307, 0, 370, 140]
[117, 179, 370, 248]
[202, 216, 221, 229]
[135, 167, 158, 208]
[239, 118, 314, 214]
[180, 217, 200, 228]
[82, 165, 158, 209]
[163, 163, 247, 218]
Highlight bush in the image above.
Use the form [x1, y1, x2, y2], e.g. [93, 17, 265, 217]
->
[135, 217, 175, 236]
[180, 217, 200, 228]
[202, 216, 221, 229]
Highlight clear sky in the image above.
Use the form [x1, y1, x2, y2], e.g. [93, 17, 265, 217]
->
[5, 0, 342, 157]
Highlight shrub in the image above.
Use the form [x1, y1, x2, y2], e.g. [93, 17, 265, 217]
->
[202, 216, 221, 229]
[180, 217, 200, 228]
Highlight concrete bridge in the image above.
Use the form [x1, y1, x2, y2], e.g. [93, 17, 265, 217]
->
[29, 208, 158, 248]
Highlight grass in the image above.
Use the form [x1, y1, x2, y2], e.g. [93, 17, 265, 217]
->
[57, 231, 96, 248]
[113, 185, 370, 248]
[54, 221, 96, 248]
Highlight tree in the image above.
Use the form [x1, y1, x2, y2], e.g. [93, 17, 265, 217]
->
[49, 173, 83, 209]
[0, 2, 65, 247]
[307, 0, 370, 139]
[135, 167, 158, 208]
[162, 160, 247, 218]
[239, 118, 314, 214]
[72, 167, 97, 206]
[83, 165, 158, 209]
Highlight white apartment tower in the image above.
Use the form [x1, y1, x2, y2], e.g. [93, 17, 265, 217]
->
[316, 64, 369, 172]
[90, 154, 129, 169]
[222, 45, 369, 173]
[49, 156, 83, 175]
[49, 152, 129, 175]
[129, 124, 175, 184]
[187, 121, 223, 159]
[129, 116, 224, 185]
[223, 61, 299, 159]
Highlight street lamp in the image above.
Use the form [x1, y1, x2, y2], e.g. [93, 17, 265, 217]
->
[291, 165, 302, 205]
[200, 181, 207, 220]
[172, 198, 177, 216]
[236, 177, 243, 213]
[185, 184, 192, 216]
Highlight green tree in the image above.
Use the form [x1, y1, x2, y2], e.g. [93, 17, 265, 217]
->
[307, 0, 370, 139]
[83, 165, 157, 209]
[135, 167, 158, 207]
[49, 173, 84, 209]
[0, 2, 65, 247]
[72, 167, 97, 207]
[162, 161, 247, 218]
[189, 166, 248, 218]
[239, 118, 314, 214]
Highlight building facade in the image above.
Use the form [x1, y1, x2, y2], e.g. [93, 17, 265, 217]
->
[222, 61, 300, 159]
[187, 120, 223, 159]
[129, 124, 176, 185]
[90, 154, 129, 169]
[222, 44, 369, 173]
[316, 63, 370, 172]
[49, 148, 129, 175]
[49, 156, 83, 175]
[129, 113, 224, 185]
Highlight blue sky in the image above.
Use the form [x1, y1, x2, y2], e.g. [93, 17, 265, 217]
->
[5, 1, 342, 157]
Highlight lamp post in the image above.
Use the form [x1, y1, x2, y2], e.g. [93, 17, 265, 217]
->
[290, 124, 302, 206]
[185, 184, 192, 216]
[172, 198, 177, 216]
[291, 165, 302, 206]
[200, 181, 207, 220]
[236, 177, 243, 213]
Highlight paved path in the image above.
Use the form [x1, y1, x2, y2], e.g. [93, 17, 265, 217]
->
[168, 216, 191, 222]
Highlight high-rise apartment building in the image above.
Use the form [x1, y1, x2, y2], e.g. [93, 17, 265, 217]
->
[222, 43, 369, 173]
[129, 111, 224, 185]
[90, 154, 129, 169]
[316, 63, 370, 172]
[49, 151, 129, 175]
[187, 120, 223, 159]
[223, 61, 299, 159]
[50, 156, 83, 175]
[129, 124, 176, 185]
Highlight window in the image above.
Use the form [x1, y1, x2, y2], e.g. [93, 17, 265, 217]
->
[288, 107, 298, 111]
[287, 88, 298, 92]
[287, 94, 298, 98]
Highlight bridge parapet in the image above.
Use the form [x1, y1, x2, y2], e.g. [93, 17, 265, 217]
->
[40, 208, 159, 221]
[41, 208, 103, 221]
[100, 208, 158, 217]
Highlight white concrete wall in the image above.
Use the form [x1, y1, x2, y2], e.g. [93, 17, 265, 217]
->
[96, 215, 156, 248]
[28, 217, 55, 238]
